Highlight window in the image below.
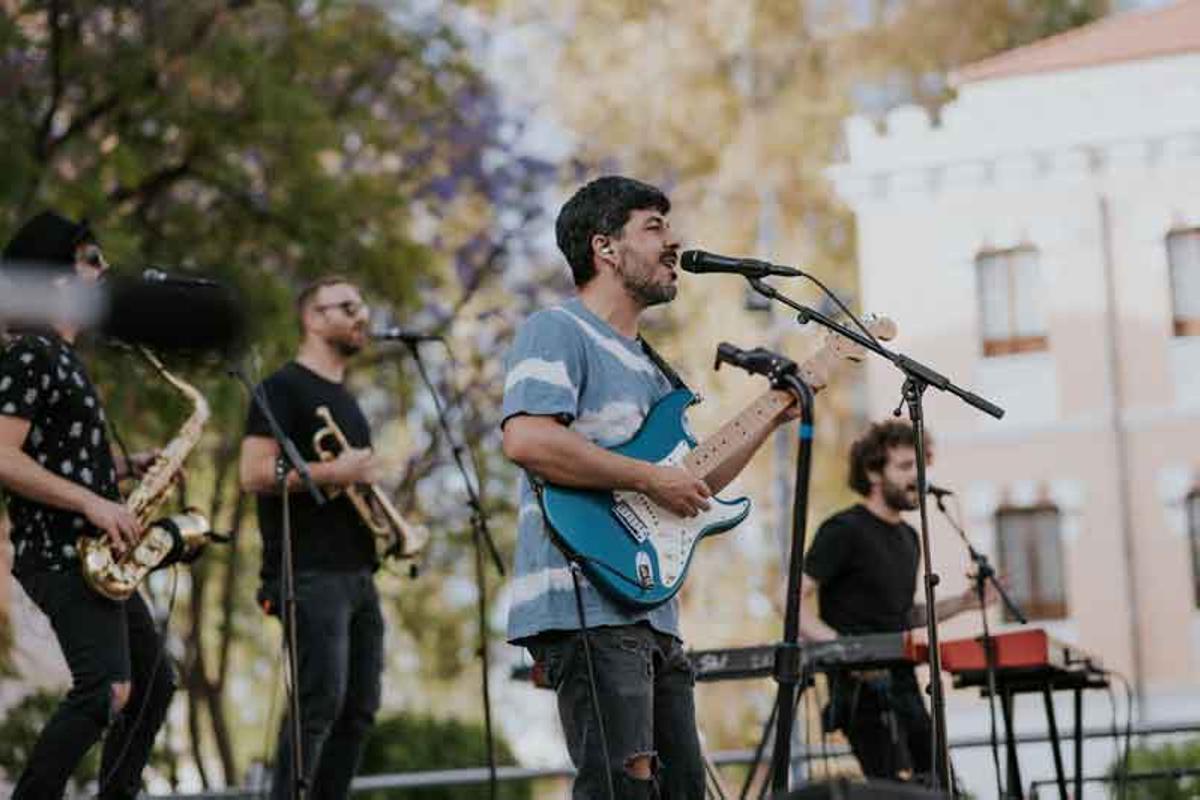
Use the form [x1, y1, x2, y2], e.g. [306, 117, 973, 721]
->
[1188, 491, 1200, 608]
[1167, 229, 1200, 337]
[995, 506, 1067, 621]
[976, 246, 1048, 357]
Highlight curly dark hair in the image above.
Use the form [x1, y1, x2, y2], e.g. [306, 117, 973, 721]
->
[848, 420, 916, 497]
[555, 175, 670, 287]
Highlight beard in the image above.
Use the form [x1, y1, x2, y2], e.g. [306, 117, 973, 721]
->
[328, 332, 364, 357]
[882, 479, 919, 512]
[617, 260, 677, 308]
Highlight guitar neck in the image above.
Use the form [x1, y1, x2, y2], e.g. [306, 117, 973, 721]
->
[683, 389, 795, 483]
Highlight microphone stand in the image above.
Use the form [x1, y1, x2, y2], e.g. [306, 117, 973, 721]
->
[230, 362, 326, 800]
[746, 277, 1005, 795]
[935, 493, 1026, 799]
[709, 343, 814, 797]
[767, 370, 816, 794]
[400, 340, 506, 800]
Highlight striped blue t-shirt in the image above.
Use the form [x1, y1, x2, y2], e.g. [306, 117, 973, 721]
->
[502, 298, 680, 643]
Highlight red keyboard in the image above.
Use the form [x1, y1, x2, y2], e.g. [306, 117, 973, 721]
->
[940, 628, 1100, 675]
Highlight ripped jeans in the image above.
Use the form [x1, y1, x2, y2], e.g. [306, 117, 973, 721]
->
[14, 568, 175, 800]
[528, 623, 705, 800]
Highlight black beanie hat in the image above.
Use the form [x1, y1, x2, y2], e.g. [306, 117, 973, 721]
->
[2, 210, 96, 275]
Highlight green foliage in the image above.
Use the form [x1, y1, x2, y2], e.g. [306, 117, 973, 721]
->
[1, 0, 550, 786]
[358, 711, 531, 799]
[0, 689, 99, 791]
[1107, 737, 1200, 799]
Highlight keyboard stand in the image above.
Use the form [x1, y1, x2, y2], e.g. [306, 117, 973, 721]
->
[952, 668, 1108, 799]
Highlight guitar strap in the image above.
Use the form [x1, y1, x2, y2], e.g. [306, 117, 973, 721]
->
[637, 334, 691, 395]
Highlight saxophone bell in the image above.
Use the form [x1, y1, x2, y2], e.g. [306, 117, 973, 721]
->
[79, 347, 212, 600]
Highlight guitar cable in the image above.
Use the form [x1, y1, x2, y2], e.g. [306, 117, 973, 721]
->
[569, 562, 618, 800]
[97, 565, 179, 795]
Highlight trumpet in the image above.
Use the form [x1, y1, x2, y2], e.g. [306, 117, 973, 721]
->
[312, 405, 428, 560]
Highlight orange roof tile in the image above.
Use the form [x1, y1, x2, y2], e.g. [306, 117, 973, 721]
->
[956, 0, 1200, 84]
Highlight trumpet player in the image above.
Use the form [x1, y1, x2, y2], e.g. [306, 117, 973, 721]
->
[239, 274, 386, 800]
[0, 211, 173, 800]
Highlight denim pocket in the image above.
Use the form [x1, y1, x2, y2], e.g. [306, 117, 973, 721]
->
[542, 635, 580, 692]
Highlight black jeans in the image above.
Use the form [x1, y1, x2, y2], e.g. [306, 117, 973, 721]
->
[827, 666, 933, 782]
[528, 623, 705, 800]
[14, 568, 175, 800]
[271, 570, 384, 800]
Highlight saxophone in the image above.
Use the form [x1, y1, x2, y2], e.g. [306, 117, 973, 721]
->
[79, 348, 212, 600]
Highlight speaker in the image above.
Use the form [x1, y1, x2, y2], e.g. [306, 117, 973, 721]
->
[777, 778, 950, 799]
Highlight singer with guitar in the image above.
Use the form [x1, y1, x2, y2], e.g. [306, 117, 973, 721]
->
[798, 420, 998, 785]
[239, 275, 387, 800]
[502, 176, 803, 799]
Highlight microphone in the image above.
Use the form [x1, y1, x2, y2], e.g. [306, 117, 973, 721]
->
[101, 274, 246, 354]
[927, 483, 954, 499]
[680, 250, 805, 279]
[141, 267, 221, 288]
[371, 326, 443, 343]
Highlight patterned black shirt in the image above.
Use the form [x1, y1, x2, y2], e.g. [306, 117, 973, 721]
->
[0, 333, 119, 576]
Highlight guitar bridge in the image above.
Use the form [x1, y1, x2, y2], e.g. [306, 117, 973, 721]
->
[612, 497, 651, 543]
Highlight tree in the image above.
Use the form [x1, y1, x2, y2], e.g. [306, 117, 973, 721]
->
[0, 0, 553, 788]
[1107, 736, 1200, 799]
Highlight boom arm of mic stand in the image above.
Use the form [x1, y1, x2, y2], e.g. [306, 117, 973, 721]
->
[748, 278, 1006, 420]
[229, 363, 325, 505]
[935, 495, 1027, 624]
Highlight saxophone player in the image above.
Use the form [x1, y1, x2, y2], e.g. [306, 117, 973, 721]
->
[238, 275, 386, 800]
[0, 211, 174, 799]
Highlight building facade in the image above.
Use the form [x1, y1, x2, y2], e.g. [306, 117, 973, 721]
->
[831, 2, 1200, 795]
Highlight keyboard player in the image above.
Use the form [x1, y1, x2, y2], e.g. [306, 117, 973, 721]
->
[798, 420, 997, 784]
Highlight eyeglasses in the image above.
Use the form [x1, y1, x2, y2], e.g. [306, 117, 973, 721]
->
[315, 300, 369, 318]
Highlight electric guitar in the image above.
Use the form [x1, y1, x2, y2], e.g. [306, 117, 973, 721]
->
[539, 315, 897, 610]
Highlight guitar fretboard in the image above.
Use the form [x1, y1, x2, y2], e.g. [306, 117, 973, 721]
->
[683, 389, 795, 482]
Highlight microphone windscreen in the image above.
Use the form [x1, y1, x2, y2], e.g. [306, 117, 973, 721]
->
[100, 276, 247, 355]
[680, 250, 701, 270]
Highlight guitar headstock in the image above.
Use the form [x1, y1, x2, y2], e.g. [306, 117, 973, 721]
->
[798, 313, 897, 390]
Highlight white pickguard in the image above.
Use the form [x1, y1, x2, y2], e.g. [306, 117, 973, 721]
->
[611, 442, 746, 589]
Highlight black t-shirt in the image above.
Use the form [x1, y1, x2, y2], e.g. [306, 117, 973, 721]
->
[244, 361, 376, 582]
[804, 504, 920, 635]
[0, 333, 120, 576]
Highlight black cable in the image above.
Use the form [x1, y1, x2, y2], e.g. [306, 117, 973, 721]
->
[803, 673, 815, 782]
[738, 695, 777, 800]
[570, 563, 617, 800]
[796, 271, 882, 350]
[1104, 684, 1122, 798]
[1116, 671, 1135, 800]
[817, 673, 831, 779]
[944, 493, 1005, 799]
[98, 565, 180, 794]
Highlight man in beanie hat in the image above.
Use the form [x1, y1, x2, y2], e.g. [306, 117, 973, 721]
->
[0, 210, 174, 799]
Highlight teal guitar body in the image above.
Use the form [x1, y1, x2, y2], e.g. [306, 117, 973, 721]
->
[539, 389, 751, 611]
